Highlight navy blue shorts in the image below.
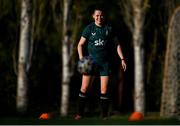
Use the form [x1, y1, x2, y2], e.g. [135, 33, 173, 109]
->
[91, 60, 111, 76]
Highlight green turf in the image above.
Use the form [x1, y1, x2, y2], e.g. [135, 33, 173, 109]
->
[0, 115, 179, 125]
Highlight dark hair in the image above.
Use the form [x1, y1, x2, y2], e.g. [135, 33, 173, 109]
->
[89, 4, 105, 15]
[93, 4, 105, 12]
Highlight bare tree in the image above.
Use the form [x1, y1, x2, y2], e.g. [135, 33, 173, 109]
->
[16, 0, 33, 114]
[60, 0, 72, 116]
[119, 0, 149, 115]
[132, 0, 148, 115]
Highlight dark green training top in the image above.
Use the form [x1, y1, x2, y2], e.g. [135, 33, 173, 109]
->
[82, 22, 118, 63]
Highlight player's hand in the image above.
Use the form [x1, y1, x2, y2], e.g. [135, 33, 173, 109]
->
[121, 60, 127, 72]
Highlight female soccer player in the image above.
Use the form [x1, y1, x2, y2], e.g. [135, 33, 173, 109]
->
[75, 5, 127, 120]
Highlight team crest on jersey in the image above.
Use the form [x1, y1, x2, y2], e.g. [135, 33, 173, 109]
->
[106, 30, 109, 36]
[106, 26, 112, 36]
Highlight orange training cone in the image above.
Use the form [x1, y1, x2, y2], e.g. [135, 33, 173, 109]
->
[128, 111, 144, 121]
[39, 113, 50, 120]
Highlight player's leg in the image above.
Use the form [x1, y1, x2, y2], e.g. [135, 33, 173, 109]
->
[75, 75, 94, 120]
[80, 74, 95, 93]
[100, 76, 109, 119]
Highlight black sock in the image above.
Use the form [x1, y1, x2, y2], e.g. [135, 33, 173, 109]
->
[77, 91, 87, 116]
[100, 93, 109, 118]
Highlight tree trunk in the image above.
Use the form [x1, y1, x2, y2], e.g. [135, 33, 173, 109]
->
[160, 6, 180, 119]
[61, 35, 71, 116]
[60, 0, 71, 116]
[132, 0, 146, 115]
[17, 0, 32, 114]
[134, 45, 145, 114]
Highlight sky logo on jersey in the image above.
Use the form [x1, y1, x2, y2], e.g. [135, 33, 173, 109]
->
[94, 39, 104, 46]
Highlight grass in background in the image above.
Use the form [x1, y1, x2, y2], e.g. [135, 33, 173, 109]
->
[0, 112, 179, 125]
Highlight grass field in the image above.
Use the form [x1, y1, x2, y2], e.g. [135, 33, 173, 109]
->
[0, 114, 179, 125]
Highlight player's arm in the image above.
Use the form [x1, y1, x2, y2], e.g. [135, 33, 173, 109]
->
[117, 44, 124, 60]
[77, 37, 87, 60]
[117, 44, 127, 72]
